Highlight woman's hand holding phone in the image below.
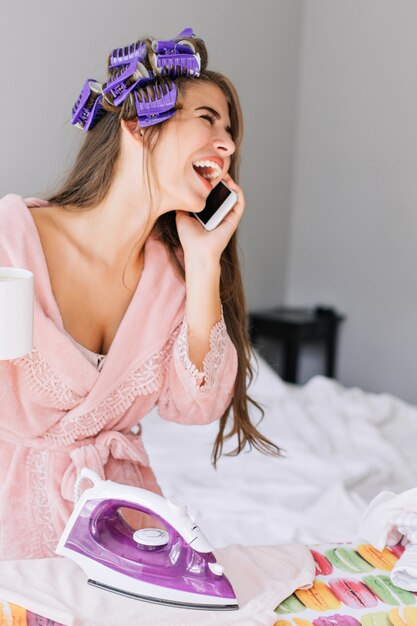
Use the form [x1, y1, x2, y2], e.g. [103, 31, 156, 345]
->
[192, 179, 238, 231]
[176, 173, 245, 266]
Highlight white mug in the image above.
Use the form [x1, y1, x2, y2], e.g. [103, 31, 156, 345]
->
[0, 267, 34, 359]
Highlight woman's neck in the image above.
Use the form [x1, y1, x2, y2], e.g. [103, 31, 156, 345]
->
[58, 179, 156, 270]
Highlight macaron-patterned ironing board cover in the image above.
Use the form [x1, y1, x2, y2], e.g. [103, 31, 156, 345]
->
[0, 602, 66, 625]
[274, 542, 414, 626]
[0, 542, 413, 626]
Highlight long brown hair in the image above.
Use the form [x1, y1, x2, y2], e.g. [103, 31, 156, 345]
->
[46, 33, 282, 466]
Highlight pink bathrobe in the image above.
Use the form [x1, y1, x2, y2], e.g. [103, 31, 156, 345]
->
[0, 194, 238, 560]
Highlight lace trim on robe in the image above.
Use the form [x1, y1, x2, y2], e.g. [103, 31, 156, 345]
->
[13, 314, 228, 448]
[12, 348, 83, 410]
[26, 449, 57, 558]
[174, 311, 228, 394]
[42, 329, 180, 446]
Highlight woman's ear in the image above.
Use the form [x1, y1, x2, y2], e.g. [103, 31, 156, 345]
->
[120, 119, 144, 141]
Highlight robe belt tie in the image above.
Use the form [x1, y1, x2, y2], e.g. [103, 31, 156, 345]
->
[60, 430, 149, 502]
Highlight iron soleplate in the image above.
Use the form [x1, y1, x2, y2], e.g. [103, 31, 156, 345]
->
[88, 579, 239, 611]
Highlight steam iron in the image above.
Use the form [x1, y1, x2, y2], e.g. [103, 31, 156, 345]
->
[56, 468, 239, 611]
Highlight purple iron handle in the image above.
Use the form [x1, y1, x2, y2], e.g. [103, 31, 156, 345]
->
[71, 78, 104, 131]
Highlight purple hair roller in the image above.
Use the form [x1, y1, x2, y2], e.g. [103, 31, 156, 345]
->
[152, 40, 195, 55]
[109, 40, 148, 68]
[150, 30, 201, 78]
[71, 79, 104, 131]
[71, 29, 200, 131]
[152, 27, 196, 54]
[103, 58, 153, 106]
[176, 27, 195, 38]
[152, 48, 201, 77]
[134, 81, 177, 127]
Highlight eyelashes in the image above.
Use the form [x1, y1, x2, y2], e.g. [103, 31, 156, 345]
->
[199, 112, 234, 141]
[200, 113, 216, 125]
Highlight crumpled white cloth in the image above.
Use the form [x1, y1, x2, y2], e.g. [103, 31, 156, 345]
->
[358, 487, 417, 590]
[0, 543, 315, 626]
[390, 543, 417, 590]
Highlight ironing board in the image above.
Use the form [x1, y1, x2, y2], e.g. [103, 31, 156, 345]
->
[274, 541, 413, 626]
[0, 542, 412, 626]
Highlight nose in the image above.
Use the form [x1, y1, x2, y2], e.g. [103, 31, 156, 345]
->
[213, 129, 235, 157]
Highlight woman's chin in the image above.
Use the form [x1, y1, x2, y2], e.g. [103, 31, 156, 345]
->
[161, 185, 207, 214]
[178, 193, 206, 214]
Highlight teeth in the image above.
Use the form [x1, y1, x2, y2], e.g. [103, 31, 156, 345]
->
[192, 159, 222, 181]
[196, 171, 219, 180]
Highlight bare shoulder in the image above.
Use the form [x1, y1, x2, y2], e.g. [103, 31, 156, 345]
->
[30, 204, 61, 230]
[30, 204, 78, 271]
[31, 204, 74, 245]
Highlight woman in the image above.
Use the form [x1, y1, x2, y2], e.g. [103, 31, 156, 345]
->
[0, 28, 279, 559]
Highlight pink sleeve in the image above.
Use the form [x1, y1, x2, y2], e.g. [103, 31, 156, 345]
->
[157, 312, 238, 424]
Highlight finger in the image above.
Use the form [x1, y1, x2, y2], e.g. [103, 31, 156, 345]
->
[218, 203, 244, 232]
[221, 175, 245, 216]
[232, 194, 245, 219]
[222, 173, 241, 195]
[222, 172, 235, 184]
[226, 202, 244, 227]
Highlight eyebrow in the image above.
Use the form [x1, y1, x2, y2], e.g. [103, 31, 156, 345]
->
[195, 106, 233, 137]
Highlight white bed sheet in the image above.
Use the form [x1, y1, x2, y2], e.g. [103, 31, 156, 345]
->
[141, 352, 417, 548]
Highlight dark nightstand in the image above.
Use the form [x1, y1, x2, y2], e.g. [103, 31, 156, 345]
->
[248, 306, 345, 383]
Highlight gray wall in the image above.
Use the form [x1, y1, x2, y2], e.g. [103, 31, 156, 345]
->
[0, 0, 301, 311]
[286, 0, 417, 402]
[2, 1, 416, 404]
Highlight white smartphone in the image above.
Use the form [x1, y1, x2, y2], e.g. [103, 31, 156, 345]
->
[192, 180, 238, 231]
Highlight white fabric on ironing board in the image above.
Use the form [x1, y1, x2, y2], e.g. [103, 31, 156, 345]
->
[0, 543, 315, 626]
[358, 486, 417, 591]
[390, 543, 417, 591]
[358, 486, 417, 551]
